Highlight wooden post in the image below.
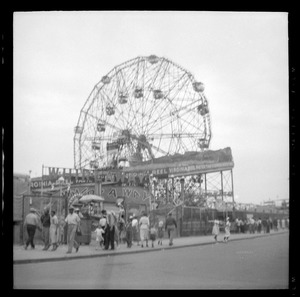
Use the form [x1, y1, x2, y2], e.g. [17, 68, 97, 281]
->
[166, 178, 169, 204]
[204, 173, 207, 197]
[172, 177, 174, 204]
[64, 192, 68, 244]
[21, 195, 25, 244]
[180, 177, 185, 204]
[221, 170, 224, 201]
[231, 169, 236, 219]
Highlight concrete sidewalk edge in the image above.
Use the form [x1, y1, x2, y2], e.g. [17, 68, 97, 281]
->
[13, 231, 287, 265]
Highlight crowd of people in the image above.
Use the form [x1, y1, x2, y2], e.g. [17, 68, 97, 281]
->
[210, 215, 289, 244]
[211, 217, 231, 244]
[24, 206, 83, 253]
[23, 206, 289, 253]
[23, 206, 178, 253]
[233, 216, 289, 234]
[93, 210, 177, 250]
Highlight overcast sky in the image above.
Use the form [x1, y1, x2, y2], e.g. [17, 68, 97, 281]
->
[13, 11, 289, 204]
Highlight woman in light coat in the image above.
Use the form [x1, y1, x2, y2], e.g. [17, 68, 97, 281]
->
[49, 210, 59, 251]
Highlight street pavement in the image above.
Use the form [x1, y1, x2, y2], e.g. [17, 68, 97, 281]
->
[13, 231, 289, 289]
[13, 229, 288, 264]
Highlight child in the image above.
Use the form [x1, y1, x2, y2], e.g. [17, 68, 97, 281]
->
[94, 225, 105, 250]
[149, 224, 157, 248]
[157, 220, 164, 245]
[125, 216, 133, 248]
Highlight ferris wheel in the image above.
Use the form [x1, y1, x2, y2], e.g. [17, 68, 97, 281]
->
[74, 55, 212, 170]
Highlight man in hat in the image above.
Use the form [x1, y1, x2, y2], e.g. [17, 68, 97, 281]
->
[74, 208, 83, 218]
[40, 207, 51, 250]
[64, 206, 81, 253]
[24, 208, 41, 250]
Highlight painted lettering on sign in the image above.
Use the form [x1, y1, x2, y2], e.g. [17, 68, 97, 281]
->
[123, 188, 132, 197]
[133, 190, 140, 200]
[108, 188, 117, 199]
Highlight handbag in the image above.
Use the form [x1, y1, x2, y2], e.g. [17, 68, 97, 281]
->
[76, 225, 82, 236]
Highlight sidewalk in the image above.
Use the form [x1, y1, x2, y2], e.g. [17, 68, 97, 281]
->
[13, 229, 288, 265]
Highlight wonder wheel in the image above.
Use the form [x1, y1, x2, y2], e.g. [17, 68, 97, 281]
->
[74, 55, 212, 169]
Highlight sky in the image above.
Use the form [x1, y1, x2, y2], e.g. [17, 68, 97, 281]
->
[13, 11, 289, 205]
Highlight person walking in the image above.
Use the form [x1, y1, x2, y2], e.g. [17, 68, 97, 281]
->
[99, 210, 108, 247]
[111, 211, 119, 248]
[212, 219, 220, 243]
[165, 212, 177, 246]
[273, 217, 278, 231]
[139, 212, 150, 248]
[74, 208, 83, 251]
[281, 218, 286, 229]
[157, 220, 164, 245]
[41, 208, 51, 250]
[266, 217, 271, 233]
[118, 213, 126, 244]
[24, 208, 41, 250]
[102, 209, 116, 250]
[64, 206, 81, 254]
[149, 224, 157, 248]
[49, 210, 59, 251]
[235, 218, 240, 233]
[125, 216, 133, 248]
[132, 215, 140, 246]
[94, 224, 105, 250]
[249, 217, 255, 234]
[224, 217, 231, 243]
[257, 217, 262, 233]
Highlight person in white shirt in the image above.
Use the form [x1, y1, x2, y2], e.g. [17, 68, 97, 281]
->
[249, 217, 255, 234]
[64, 206, 80, 254]
[139, 212, 150, 248]
[24, 208, 41, 250]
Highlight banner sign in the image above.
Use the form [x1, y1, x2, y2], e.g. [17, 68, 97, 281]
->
[32, 147, 234, 189]
[101, 186, 152, 204]
[124, 147, 234, 177]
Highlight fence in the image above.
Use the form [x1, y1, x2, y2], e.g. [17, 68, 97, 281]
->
[149, 205, 219, 237]
[20, 194, 68, 245]
[180, 206, 220, 236]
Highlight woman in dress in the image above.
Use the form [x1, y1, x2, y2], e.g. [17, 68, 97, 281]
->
[224, 217, 231, 243]
[212, 219, 220, 243]
[49, 210, 59, 251]
[139, 212, 150, 248]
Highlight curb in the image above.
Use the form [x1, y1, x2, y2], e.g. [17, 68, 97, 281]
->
[13, 231, 287, 265]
